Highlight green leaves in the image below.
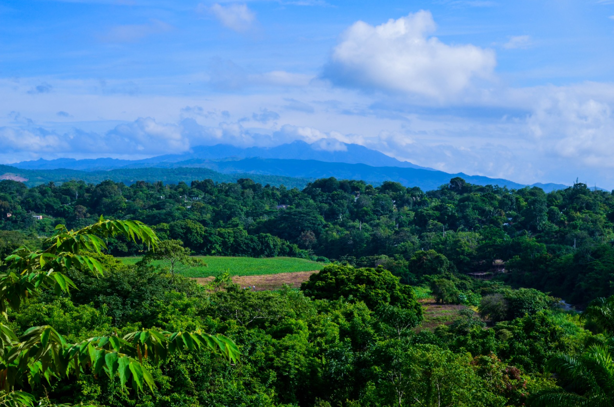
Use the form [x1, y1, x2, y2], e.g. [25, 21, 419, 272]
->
[0, 218, 160, 316]
[122, 329, 241, 364]
[0, 391, 36, 407]
[0, 217, 240, 405]
[530, 345, 614, 406]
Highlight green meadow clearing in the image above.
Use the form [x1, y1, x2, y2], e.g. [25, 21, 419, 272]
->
[119, 256, 326, 278]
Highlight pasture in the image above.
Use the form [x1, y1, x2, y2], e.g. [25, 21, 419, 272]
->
[119, 256, 325, 278]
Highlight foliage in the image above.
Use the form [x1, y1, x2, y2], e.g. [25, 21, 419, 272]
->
[3, 176, 614, 405]
[301, 264, 423, 315]
[582, 295, 614, 334]
[529, 345, 614, 407]
[480, 289, 555, 323]
[0, 218, 238, 406]
[430, 278, 461, 304]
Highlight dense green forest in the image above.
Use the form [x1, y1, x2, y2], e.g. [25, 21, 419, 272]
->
[2, 176, 614, 406]
[0, 164, 311, 189]
[2, 176, 613, 305]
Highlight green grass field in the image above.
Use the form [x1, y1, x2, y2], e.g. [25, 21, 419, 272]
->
[119, 256, 326, 278]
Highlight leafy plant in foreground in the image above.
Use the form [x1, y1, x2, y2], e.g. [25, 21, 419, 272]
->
[0, 217, 239, 406]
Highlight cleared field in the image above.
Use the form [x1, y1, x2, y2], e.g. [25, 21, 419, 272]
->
[417, 299, 471, 332]
[119, 256, 325, 278]
[193, 271, 317, 291]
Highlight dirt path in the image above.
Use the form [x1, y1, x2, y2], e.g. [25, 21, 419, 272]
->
[192, 270, 319, 291]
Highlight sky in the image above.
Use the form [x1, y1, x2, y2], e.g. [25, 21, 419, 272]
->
[2, 0, 614, 188]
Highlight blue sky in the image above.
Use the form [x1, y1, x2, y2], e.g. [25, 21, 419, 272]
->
[2, 0, 614, 187]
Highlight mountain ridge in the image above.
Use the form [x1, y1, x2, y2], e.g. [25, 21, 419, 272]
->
[2, 158, 570, 192]
[13, 140, 431, 171]
[7, 140, 570, 191]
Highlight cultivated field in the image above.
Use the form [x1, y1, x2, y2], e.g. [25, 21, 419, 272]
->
[120, 256, 325, 278]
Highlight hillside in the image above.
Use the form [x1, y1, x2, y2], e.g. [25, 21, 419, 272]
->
[0, 165, 311, 189]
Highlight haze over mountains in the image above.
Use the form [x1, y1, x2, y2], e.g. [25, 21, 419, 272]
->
[9, 140, 569, 192]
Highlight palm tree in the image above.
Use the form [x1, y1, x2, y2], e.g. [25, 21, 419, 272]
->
[529, 345, 614, 407]
[582, 296, 614, 334]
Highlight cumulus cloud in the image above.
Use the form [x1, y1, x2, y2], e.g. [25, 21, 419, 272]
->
[99, 19, 172, 43]
[207, 3, 255, 33]
[503, 35, 532, 49]
[322, 11, 496, 99]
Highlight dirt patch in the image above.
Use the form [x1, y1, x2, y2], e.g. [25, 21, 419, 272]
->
[0, 173, 28, 182]
[193, 270, 318, 291]
[418, 300, 469, 332]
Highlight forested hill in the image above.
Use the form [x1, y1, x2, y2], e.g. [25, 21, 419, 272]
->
[2, 175, 613, 306]
[195, 158, 568, 192]
[2, 158, 568, 192]
[0, 164, 310, 189]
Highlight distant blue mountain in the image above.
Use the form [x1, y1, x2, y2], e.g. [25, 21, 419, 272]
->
[14, 140, 430, 171]
[12, 157, 135, 171]
[10, 140, 571, 191]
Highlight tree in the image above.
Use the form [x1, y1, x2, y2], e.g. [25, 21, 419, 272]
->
[0, 217, 238, 405]
[141, 239, 206, 277]
[479, 294, 509, 323]
[430, 278, 460, 304]
[363, 342, 505, 406]
[407, 250, 454, 278]
[479, 289, 554, 323]
[529, 346, 614, 407]
[449, 177, 467, 192]
[375, 304, 422, 339]
[301, 264, 423, 318]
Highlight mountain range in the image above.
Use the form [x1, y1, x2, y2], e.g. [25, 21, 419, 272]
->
[7, 140, 569, 192]
[13, 140, 430, 171]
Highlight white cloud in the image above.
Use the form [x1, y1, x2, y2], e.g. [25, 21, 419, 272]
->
[208, 3, 255, 33]
[99, 19, 173, 43]
[528, 90, 614, 168]
[322, 11, 496, 99]
[311, 138, 348, 152]
[0, 127, 66, 153]
[107, 118, 189, 153]
[503, 35, 532, 49]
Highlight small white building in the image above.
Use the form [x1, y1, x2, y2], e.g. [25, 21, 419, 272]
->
[32, 215, 43, 220]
